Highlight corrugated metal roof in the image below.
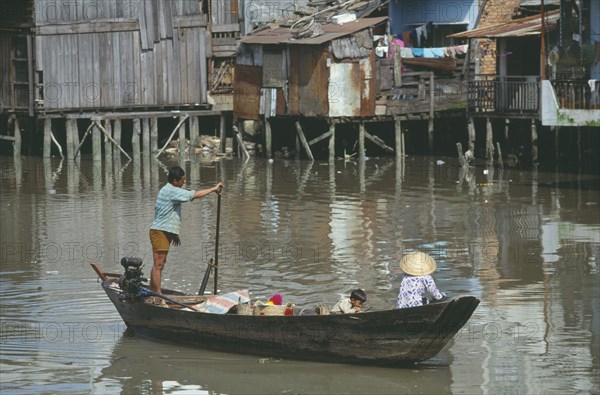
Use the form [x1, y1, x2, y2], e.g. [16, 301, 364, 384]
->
[449, 9, 559, 39]
[240, 16, 388, 45]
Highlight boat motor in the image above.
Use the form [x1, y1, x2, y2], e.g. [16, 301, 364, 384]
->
[119, 257, 144, 296]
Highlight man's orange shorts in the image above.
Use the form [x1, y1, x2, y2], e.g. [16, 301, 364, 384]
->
[149, 229, 176, 252]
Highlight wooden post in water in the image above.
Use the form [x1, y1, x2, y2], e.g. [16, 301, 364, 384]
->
[92, 121, 102, 161]
[65, 119, 75, 160]
[467, 116, 476, 154]
[265, 118, 272, 159]
[328, 121, 335, 162]
[13, 117, 21, 158]
[179, 115, 186, 155]
[219, 114, 226, 154]
[114, 119, 122, 153]
[394, 116, 402, 159]
[189, 116, 199, 156]
[43, 119, 52, 158]
[504, 118, 510, 140]
[295, 121, 314, 161]
[485, 118, 493, 166]
[104, 119, 113, 162]
[531, 119, 538, 163]
[428, 72, 435, 152]
[150, 118, 158, 153]
[132, 119, 141, 159]
[358, 121, 366, 160]
[142, 118, 150, 155]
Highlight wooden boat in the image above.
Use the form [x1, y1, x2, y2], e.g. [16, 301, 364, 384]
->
[92, 263, 479, 365]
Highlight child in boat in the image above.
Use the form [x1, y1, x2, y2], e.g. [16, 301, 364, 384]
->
[331, 289, 367, 314]
[396, 251, 446, 309]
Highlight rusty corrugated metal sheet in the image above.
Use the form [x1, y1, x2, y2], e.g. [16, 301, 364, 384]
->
[360, 52, 375, 116]
[328, 62, 361, 117]
[289, 46, 329, 117]
[449, 10, 559, 39]
[241, 17, 387, 45]
[233, 64, 262, 120]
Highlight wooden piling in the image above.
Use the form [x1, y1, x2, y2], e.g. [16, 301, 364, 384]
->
[428, 72, 435, 152]
[66, 119, 76, 159]
[44, 119, 52, 158]
[189, 116, 199, 156]
[179, 115, 186, 155]
[114, 119, 122, 151]
[265, 118, 272, 159]
[92, 121, 102, 161]
[13, 117, 21, 158]
[467, 116, 475, 154]
[104, 119, 113, 162]
[328, 121, 335, 162]
[132, 119, 141, 159]
[142, 118, 150, 154]
[295, 121, 314, 161]
[496, 142, 503, 168]
[219, 114, 226, 154]
[394, 117, 402, 159]
[485, 118, 493, 166]
[504, 118, 510, 140]
[150, 118, 158, 153]
[358, 121, 365, 160]
[531, 119, 538, 163]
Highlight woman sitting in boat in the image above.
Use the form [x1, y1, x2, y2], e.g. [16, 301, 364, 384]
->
[331, 289, 367, 314]
[396, 252, 446, 309]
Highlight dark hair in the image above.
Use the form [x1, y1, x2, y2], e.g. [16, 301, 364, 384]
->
[168, 166, 185, 183]
[350, 289, 367, 303]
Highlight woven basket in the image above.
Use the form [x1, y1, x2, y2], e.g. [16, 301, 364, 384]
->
[236, 303, 253, 315]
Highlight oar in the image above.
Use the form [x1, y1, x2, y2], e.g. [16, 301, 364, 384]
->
[198, 259, 213, 295]
[213, 186, 223, 295]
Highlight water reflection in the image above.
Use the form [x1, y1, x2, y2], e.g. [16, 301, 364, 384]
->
[0, 154, 598, 394]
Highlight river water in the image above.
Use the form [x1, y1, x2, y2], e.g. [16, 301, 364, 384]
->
[0, 153, 598, 394]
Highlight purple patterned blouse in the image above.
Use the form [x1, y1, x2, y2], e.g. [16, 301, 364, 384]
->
[396, 275, 445, 309]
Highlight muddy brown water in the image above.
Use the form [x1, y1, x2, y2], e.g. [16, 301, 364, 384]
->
[1, 154, 598, 394]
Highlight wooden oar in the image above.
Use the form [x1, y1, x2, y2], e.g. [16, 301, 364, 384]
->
[213, 186, 223, 295]
[198, 259, 213, 295]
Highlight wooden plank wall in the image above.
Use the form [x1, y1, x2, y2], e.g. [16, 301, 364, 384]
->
[35, 0, 209, 110]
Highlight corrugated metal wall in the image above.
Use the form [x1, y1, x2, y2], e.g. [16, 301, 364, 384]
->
[35, 0, 209, 110]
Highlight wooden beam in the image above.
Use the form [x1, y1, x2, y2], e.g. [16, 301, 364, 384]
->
[295, 121, 314, 161]
[94, 121, 133, 161]
[364, 130, 394, 153]
[41, 110, 220, 120]
[36, 21, 139, 36]
[308, 130, 333, 146]
[173, 15, 208, 29]
[156, 115, 189, 158]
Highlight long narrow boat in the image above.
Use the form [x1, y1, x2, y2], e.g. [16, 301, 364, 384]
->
[92, 263, 479, 365]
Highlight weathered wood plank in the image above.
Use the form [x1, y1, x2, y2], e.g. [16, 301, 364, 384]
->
[178, 29, 188, 103]
[151, 0, 160, 43]
[92, 33, 100, 107]
[164, 0, 173, 38]
[199, 28, 207, 103]
[99, 33, 110, 107]
[144, 0, 155, 46]
[171, 26, 182, 104]
[155, 39, 164, 104]
[137, 0, 150, 50]
[36, 21, 139, 35]
[112, 32, 122, 106]
[122, 32, 135, 106]
[211, 23, 240, 33]
[132, 30, 141, 107]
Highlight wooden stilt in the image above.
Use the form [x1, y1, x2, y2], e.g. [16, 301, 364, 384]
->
[428, 72, 435, 152]
[235, 130, 250, 159]
[74, 122, 95, 159]
[401, 130, 405, 157]
[94, 121, 132, 161]
[394, 117, 402, 159]
[265, 118, 272, 159]
[328, 121, 335, 162]
[219, 114, 226, 154]
[496, 142, 503, 168]
[44, 119, 52, 158]
[104, 119, 113, 162]
[13, 117, 21, 158]
[485, 117, 493, 166]
[179, 116, 187, 155]
[467, 116, 476, 155]
[150, 118, 158, 153]
[142, 118, 150, 154]
[456, 142, 466, 167]
[295, 133, 300, 160]
[358, 121, 365, 160]
[50, 130, 63, 158]
[132, 118, 141, 159]
[365, 129, 393, 153]
[65, 119, 75, 159]
[114, 119, 122, 152]
[531, 119, 538, 163]
[504, 118, 510, 140]
[92, 121, 102, 161]
[554, 126, 559, 163]
[295, 121, 314, 161]
[189, 116, 199, 156]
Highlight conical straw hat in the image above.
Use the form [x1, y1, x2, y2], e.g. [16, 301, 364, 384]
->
[399, 252, 437, 276]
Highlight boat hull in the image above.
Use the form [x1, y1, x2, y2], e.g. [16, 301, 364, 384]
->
[102, 282, 479, 365]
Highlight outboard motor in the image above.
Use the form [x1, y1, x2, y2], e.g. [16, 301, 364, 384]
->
[119, 257, 144, 296]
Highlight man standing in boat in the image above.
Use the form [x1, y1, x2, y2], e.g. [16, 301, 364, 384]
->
[149, 165, 223, 293]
